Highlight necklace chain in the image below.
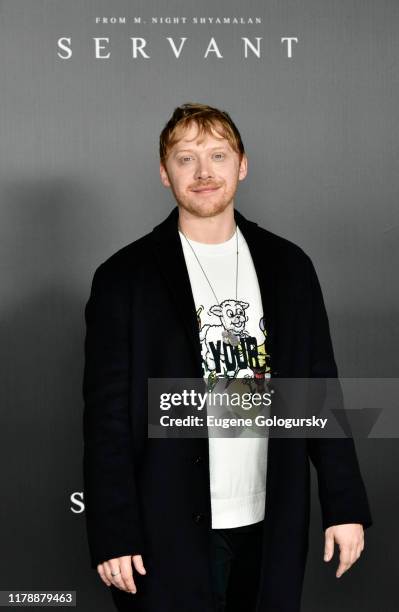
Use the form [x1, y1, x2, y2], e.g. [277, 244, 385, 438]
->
[178, 222, 239, 305]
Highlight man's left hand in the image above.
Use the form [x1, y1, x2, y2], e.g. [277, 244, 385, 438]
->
[323, 523, 365, 578]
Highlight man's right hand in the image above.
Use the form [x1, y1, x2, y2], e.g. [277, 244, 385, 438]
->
[97, 554, 146, 594]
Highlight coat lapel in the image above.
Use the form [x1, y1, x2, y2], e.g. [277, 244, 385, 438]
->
[150, 205, 277, 376]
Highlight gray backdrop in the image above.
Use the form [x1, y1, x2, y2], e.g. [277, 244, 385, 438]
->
[0, 0, 398, 610]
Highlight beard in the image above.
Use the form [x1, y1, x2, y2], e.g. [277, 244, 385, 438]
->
[170, 183, 237, 219]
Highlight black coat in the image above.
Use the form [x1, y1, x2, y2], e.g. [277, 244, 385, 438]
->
[82, 205, 372, 611]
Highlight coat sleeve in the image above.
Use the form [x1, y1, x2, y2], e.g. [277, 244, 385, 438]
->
[82, 261, 144, 569]
[304, 255, 373, 532]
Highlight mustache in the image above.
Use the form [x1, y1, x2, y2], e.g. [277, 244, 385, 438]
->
[190, 182, 221, 190]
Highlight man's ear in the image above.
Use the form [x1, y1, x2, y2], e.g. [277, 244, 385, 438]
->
[238, 154, 248, 181]
[160, 162, 171, 188]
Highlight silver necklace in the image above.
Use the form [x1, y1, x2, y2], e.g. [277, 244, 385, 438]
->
[178, 222, 240, 346]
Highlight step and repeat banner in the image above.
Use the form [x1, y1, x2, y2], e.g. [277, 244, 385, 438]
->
[1, 1, 397, 610]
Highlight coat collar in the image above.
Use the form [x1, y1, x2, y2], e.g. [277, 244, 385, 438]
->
[150, 205, 276, 374]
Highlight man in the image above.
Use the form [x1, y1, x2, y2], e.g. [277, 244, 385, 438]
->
[82, 102, 372, 611]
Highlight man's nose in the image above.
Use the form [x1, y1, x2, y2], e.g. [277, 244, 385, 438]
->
[194, 157, 214, 179]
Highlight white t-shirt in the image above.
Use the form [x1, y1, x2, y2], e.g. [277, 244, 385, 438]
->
[178, 224, 270, 528]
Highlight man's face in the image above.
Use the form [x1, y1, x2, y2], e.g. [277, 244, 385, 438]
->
[160, 122, 247, 218]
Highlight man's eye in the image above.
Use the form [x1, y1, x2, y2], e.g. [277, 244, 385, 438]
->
[180, 156, 193, 163]
[213, 153, 225, 160]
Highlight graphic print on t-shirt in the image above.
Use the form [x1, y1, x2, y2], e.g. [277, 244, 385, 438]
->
[197, 298, 271, 392]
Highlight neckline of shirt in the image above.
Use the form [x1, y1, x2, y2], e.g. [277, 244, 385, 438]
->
[178, 225, 244, 257]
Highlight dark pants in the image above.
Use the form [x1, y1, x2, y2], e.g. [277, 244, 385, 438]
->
[209, 520, 264, 612]
[110, 520, 264, 612]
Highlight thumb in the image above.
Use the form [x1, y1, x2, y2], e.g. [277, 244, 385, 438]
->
[132, 554, 146, 574]
[324, 530, 335, 562]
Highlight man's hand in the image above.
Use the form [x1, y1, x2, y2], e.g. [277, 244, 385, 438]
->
[324, 523, 365, 578]
[97, 554, 146, 593]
